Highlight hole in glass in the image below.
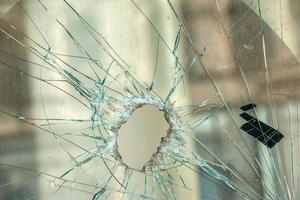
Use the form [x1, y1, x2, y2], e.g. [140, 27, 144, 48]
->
[117, 105, 169, 171]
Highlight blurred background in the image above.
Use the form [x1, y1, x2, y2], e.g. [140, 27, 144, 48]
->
[0, 0, 300, 199]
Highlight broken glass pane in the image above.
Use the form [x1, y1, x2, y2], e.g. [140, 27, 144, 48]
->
[0, 0, 299, 199]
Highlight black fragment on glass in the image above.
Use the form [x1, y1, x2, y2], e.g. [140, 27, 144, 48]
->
[240, 103, 257, 111]
[239, 104, 284, 148]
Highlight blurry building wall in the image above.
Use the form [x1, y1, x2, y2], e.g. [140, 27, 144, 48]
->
[181, 0, 300, 199]
[0, 1, 37, 200]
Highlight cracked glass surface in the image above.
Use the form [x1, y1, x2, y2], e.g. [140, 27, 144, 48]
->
[0, 0, 299, 199]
